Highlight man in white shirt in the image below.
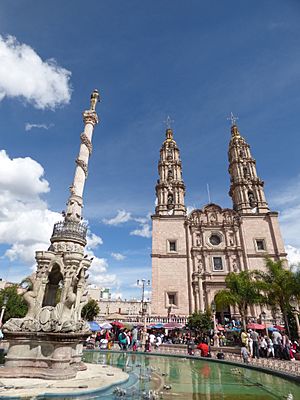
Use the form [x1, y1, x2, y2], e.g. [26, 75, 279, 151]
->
[149, 332, 156, 346]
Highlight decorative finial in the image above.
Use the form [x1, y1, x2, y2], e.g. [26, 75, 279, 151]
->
[227, 112, 239, 126]
[90, 89, 100, 111]
[164, 115, 174, 130]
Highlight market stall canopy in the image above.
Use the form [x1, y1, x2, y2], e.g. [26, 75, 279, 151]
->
[100, 322, 112, 330]
[225, 327, 241, 332]
[163, 322, 184, 329]
[274, 325, 285, 331]
[267, 326, 278, 332]
[217, 325, 225, 331]
[88, 321, 102, 331]
[111, 321, 124, 328]
[148, 323, 164, 329]
[247, 323, 266, 330]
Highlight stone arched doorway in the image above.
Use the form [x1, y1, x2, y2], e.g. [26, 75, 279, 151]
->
[215, 296, 231, 325]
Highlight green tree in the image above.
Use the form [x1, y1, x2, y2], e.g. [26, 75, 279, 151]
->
[0, 285, 28, 323]
[254, 258, 298, 337]
[187, 310, 213, 334]
[81, 299, 100, 321]
[214, 271, 264, 331]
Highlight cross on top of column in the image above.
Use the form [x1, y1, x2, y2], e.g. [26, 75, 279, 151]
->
[227, 112, 239, 126]
[164, 115, 174, 130]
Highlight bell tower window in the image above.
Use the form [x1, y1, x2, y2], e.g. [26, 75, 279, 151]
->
[166, 292, 178, 307]
[255, 239, 266, 251]
[168, 240, 177, 252]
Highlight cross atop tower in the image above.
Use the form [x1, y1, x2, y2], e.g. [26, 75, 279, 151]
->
[227, 112, 239, 126]
[164, 115, 174, 130]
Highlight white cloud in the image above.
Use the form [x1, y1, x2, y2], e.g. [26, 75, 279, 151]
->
[270, 174, 300, 267]
[85, 250, 118, 288]
[86, 232, 103, 249]
[130, 213, 152, 239]
[103, 209, 132, 226]
[134, 217, 149, 224]
[285, 245, 300, 267]
[0, 35, 71, 109]
[0, 149, 49, 200]
[130, 224, 151, 238]
[102, 210, 152, 239]
[0, 150, 60, 265]
[25, 123, 54, 131]
[111, 252, 126, 261]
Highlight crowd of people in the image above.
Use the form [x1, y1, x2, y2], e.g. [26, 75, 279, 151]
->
[86, 327, 166, 352]
[85, 324, 300, 366]
[240, 329, 300, 363]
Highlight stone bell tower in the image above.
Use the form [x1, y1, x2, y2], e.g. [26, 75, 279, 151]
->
[152, 121, 189, 317]
[0, 90, 100, 380]
[155, 123, 186, 216]
[228, 118, 269, 213]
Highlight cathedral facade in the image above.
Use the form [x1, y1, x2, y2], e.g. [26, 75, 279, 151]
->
[151, 122, 287, 319]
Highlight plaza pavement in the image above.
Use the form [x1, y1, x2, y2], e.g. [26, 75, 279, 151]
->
[0, 363, 128, 398]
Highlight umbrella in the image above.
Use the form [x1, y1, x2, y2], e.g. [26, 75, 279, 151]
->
[100, 322, 112, 330]
[247, 323, 265, 330]
[148, 323, 164, 329]
[111, 321, 124, 328]
[88, 321, 102, 331]
[163, 322, 184, 329]
[267, 326, 278, 332]
[274, 325, 285, 331]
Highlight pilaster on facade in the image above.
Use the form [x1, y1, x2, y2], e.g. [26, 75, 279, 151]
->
[228, 124, 269, 214]
[155, 128, 186, 216]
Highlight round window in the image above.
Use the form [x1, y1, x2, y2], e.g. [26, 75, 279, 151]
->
[210, 234, 221, 246]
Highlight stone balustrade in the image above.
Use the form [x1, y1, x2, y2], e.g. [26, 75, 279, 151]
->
[154, 344, 300, 378]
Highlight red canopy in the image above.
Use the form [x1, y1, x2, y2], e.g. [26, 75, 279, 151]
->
[217, 325, 225, 331]
[247, 323, 266, 330]
[274, 325, 285, 331]
[111, 321, 124, 328]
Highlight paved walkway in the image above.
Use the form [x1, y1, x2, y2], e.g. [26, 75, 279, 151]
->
[0, 363, 128, 399]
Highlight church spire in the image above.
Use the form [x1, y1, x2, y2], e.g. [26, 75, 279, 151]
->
[155, 125, 186, 216]
[228, 117, 269, 213]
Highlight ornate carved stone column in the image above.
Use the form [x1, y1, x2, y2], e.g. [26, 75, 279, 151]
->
[0, 90, 101, 380]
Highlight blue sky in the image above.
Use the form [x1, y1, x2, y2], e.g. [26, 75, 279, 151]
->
[0, 1, 300, 299]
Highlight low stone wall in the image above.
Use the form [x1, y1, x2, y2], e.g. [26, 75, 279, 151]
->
[155, 344, 300, 378]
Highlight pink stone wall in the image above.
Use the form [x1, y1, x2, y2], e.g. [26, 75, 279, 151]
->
[151, 216, 189, 316]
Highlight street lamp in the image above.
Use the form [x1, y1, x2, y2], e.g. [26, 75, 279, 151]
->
[137, 279, 151, 350]
[211, 300, 217, 331]
[0, 296, 8, 327]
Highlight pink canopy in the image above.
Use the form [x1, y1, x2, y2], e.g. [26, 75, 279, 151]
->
[217, 325, 225, 331]
[247, 323, 266, 330]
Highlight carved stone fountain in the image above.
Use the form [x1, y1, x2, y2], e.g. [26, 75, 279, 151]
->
[0, 90, 100, 379]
